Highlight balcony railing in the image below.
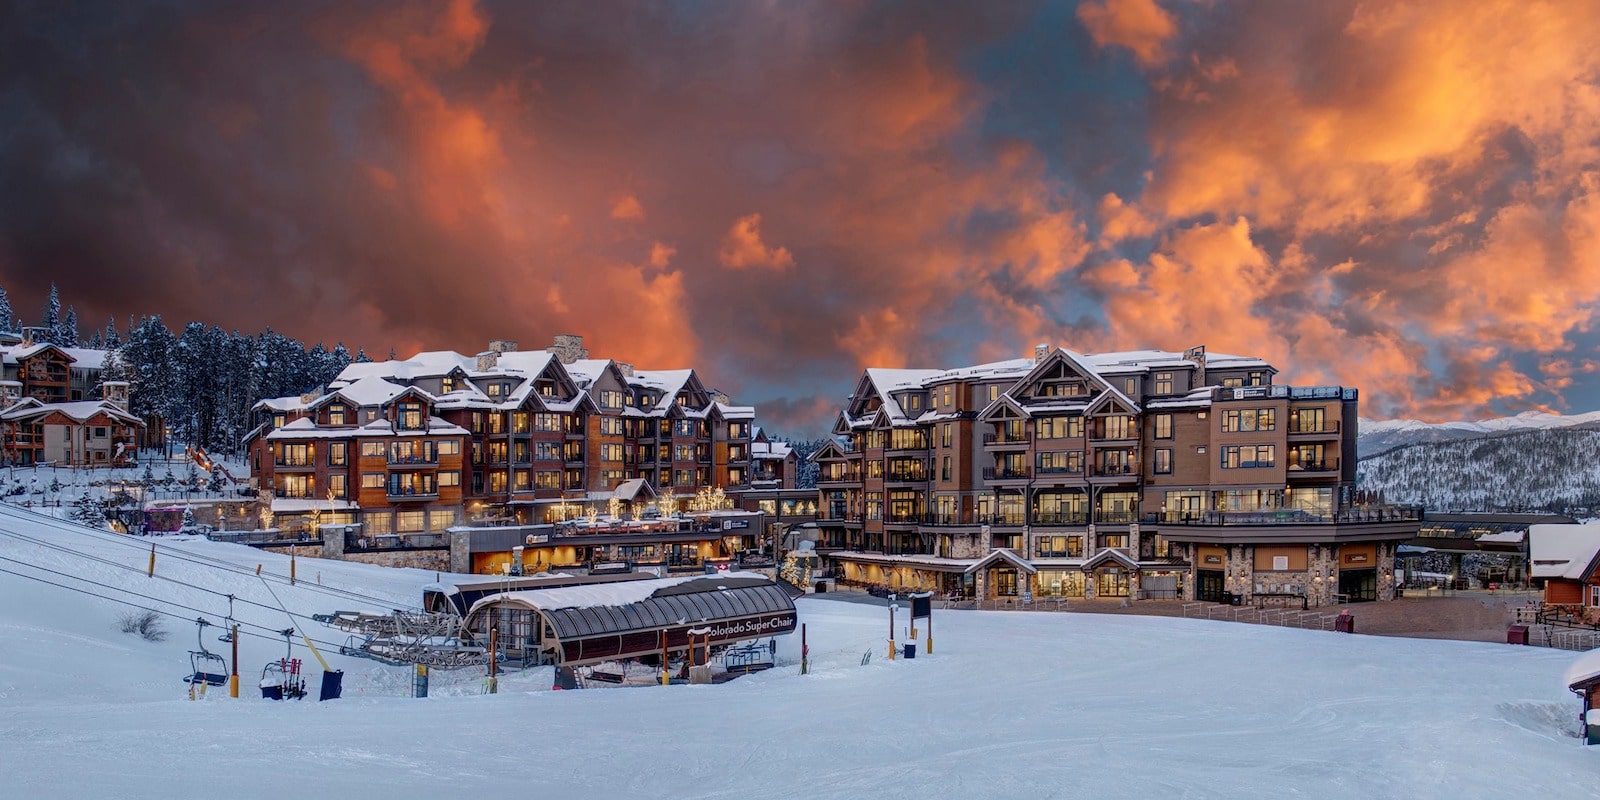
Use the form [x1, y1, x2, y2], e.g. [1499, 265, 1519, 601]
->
[1035, 465, 1084, 477]
[274, 457, 315, 469]
[1288, 459, 1340, 473]
[1142, 504, 1423, 526]
[982, 432, 1027, 445]
[982, 466, 1032, 480]
[386, 487, 439, 501]
[1090, 464, 1137, 478]
[387, 453, 439, 466]
[1092, 510, 1138, 524]
[1031, 511, 1089, 525]
[1288, 420, 1342, 434]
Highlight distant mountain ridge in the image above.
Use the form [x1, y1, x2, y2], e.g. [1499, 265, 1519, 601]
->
[1356, 412, 1600, 514]
[1357, 410, 1600, 457]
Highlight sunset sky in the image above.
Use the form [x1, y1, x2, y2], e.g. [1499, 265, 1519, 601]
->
[3, 0, 1598, 438]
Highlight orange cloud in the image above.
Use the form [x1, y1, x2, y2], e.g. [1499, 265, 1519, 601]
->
[610, 193, 644, 220]
[719, 214, 794, 270]
[1077, 0, 1177, 68]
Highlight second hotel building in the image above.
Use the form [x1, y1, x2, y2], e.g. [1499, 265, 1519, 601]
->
[813, 345, 1420, 607]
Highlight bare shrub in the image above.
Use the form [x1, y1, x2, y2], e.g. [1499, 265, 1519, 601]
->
[116, 610, 168, 642]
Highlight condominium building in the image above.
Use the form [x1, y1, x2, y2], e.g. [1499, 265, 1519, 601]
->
[0, 338, 139, 466]
[813, 344, 1420, 607]
[245, 336, 797, 542]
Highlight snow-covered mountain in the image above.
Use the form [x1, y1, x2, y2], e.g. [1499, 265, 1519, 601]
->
[1357, 425, 1600, 514]
[1357, 410, 1600, 457]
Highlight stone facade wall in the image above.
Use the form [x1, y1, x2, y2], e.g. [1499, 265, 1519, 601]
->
[301, 548, 451, 571]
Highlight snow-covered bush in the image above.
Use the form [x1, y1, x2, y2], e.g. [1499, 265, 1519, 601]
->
[116, 611, 167, 642]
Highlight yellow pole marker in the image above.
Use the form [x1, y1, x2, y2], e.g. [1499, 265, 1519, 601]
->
[147, 543, 156, 578]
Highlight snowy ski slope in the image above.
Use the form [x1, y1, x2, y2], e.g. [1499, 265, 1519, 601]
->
[0, 504, 1595, 798]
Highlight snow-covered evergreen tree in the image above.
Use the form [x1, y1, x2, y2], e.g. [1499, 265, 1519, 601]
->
[354, 347, 373, 363]
[103, 317, 120, 348]
[70, 493, 108, 528]
[0, 284, 14, 333]
[62, 306, 79, 347]
[42, 283, 62, 344]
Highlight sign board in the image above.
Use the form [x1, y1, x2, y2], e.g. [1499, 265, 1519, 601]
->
[909, 593, 932, 619]
[722, 519, 750, 530]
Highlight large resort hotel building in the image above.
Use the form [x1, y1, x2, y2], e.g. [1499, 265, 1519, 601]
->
[812, 345, 1421, 606]
[245, 335, 798, 544]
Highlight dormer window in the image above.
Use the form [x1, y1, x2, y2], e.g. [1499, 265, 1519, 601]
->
[906, 394, 921, 411]
[601, 390, 623, 408]
[487, 383, 503, 399]
[538, 382, 554, 397]
[398, 401, 425, 431]
[273, 414, 286, 429]
[328, 406, 346, 426]
[1154, 372, 1174, 395]
[441, 377, 455, 393]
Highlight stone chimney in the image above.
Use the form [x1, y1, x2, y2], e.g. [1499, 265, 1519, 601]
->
[1034, 343, 1051, 361]
[616, 362, 635, 378]
[299, 387, 324, 405]
[0, 380, 21, 411]
[100, 380, 130, 410]
[711, 390, 731, 405]
[488, 339, 518, 354]
[476, 351, 499, 372]
[550, 334, 588, 365]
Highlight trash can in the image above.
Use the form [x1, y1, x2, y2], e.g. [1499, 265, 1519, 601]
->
[903, 643, 916, 659]
[1507, 625, 1529, 645]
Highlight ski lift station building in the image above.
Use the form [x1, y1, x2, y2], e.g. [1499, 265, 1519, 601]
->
[458, 572, 796, 668]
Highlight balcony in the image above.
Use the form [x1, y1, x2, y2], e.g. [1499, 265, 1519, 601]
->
[273, 457, 316, 472]
[386, 488, 439, 502]
[982, 466, 1032, 481]
[1289, 419, 1342, 437]
[1287, 459, 1341, 475]
[884, 469, 929, 484]
[1092, 510, 1139, 524]
[1089, 464, 1139, 482]
[817, 471, 862, 486]
[1031, 511, 1089, 526]
[387, 453, 439, 468]
[982, 432, 1028, 450]
[1143, 504, 1423, 527]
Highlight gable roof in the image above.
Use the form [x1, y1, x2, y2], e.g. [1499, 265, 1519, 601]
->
[1529, 523, 1600, 581]
[964, 548, 1037, 575]
[1082, 548, 1140, 571]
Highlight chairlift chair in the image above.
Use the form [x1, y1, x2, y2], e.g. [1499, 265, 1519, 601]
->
[260, 628, 307, 701]
[185, 618, 229, 688]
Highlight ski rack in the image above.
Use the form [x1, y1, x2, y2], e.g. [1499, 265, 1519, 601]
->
[315, 610, 491, 669]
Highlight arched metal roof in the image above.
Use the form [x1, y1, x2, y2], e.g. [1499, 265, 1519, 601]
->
[460, 573, 797, 666]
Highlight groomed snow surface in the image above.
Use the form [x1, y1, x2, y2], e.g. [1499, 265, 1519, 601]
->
[0, 504, 1595, 799]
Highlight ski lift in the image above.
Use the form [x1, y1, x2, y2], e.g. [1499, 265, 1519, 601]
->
[184, 618, 229, 688]
[259, 628, 307, 701]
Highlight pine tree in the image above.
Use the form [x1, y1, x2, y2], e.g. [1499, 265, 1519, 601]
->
[103, 317, 120, 348]
[0, 284, 13, 333]
[62, 306, 79, 347]
[42, 283, 62, 344]
[354, 347, 373, 363]
[87, 331, 103, 349]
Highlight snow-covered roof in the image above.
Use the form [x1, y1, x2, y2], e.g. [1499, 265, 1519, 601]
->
[0, 399, 140, 425]
[630, 369, 696, 412]
[320, 376, 414, 408]
[269, 498, 358, 513]
[1528, 524, 1600, 580]
[751, 440, 792, 461]
[715, 402, 756, 420]
[1565, 648, 1600, 690]
[470, 571, 775, 613]
[252, 396, 311, 413]
[1080, 349, 1273, 373]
